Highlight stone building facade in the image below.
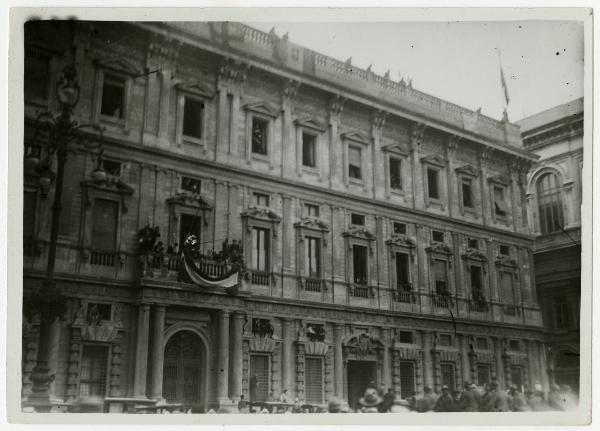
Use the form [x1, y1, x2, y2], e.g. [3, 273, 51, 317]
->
[519, 98, 583, 393]
[23, 21, 547, 412]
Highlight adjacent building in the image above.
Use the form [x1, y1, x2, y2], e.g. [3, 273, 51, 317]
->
[519, 98, 583, 393]
[23, 21, 548, 412]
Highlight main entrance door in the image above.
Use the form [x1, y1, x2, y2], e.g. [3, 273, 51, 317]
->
[163, 331, 204, 412]
[347, 360, 377, 412]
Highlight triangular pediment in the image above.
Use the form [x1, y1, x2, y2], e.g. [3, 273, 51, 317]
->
[294, 118, 326, 132]
[487, 174, 510, 186]
[93, 56, 142, 76]
[176, 81, 215, 99]
[455, 164, 479, 177]
[381, 143, 409, 156]
[244, 101, 279, 118]
[421, 154, 446, 167]
[341, 131, 370, 145]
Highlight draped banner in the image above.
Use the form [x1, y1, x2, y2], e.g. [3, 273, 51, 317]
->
[182, 247, 240, 288]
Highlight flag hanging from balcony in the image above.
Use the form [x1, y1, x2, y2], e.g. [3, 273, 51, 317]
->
[181, 235, 240, 288]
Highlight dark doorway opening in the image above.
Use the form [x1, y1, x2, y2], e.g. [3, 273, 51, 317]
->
[347, 360, 377, 412]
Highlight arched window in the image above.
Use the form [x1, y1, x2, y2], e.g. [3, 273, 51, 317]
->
[536, 172, 564, 234]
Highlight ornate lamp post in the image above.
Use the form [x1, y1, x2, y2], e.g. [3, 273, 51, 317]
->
[23, 63, 104, 412]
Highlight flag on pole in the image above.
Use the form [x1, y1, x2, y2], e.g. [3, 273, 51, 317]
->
[500, 64, 510, 106]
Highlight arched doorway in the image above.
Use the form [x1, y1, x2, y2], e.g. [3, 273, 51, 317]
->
[163, 330, 205, 412]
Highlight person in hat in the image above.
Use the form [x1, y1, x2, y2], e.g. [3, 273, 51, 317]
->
[482, 379, 510, 412]
[359, 387, 383, 413]
[459, 382, 481, 412]
[380, 388, 396, 412]
[434, 385, 455, 412]
[508, 385, 531, 412]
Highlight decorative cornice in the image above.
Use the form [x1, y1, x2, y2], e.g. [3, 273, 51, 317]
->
[294, 217, 330, 232]
[294, 117, 326, 133]
[341, 131, 370, 145]
[425, 241, 453, 255]
[243, 101, 279, 118]
[385, 234, 416, 248]
[455, 164, 479, 178]
[241, 206, 282, 223]
[342, 226, 376, 241]
[461, 248, 488, 262]
[92, 56, 142, 76]
[421, 154, 446, 167]
[381, 143, 409, 156]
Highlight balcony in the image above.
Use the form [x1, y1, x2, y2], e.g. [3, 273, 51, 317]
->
[139, 252, 231, 282]
[298, 277, 323, 293]
[250, 270, 271, 286]
[393, 290, 417, 304]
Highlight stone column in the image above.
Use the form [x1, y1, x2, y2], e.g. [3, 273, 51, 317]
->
[150, 305, 166, 400]
[494, 337, 505, 389]
[334, 323, 344, 397]
[409, 123, 426, 209]
[421, 331, 434, 389]
[133, 304, 151, 398]
[460, 334, 471, 384]
[217, 310, 230, 404]
[281, 319, 294, 397]
[229, 312, 245, 401]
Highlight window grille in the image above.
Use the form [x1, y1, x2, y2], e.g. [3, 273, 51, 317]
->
[305, 357, 324, 404]
[79, 345, 109, 398]
[536, 173, 564, 234]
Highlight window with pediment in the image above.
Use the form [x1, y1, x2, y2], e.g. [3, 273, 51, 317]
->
[455, 164, 479, 216]
[242, 206, 281, 286]
[342, 132, 370, 187]
[488, 175, 511, 223]
[382, 144, 409, 198]
[174, 80, 214, 146]
[343, 225, 376, 298]
[462, 238, 488, 309]
[92, 56, 142, 131]
[245, 102, 278, 163]
[294, 216, 330, 292]
[422, 154, 446, 208]
[386, 225, 416, 300]
[295, 118, 326, 176]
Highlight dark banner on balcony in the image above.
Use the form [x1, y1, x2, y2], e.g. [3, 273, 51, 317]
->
[182, 248, 240, 288]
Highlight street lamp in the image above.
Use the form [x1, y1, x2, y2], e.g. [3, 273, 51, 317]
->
[23, 62, 104, 412]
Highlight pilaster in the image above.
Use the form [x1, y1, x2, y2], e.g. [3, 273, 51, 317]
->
[133, 303, 150, 398]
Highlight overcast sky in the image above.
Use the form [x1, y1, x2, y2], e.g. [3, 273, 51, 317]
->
[248, 21, 584, 122]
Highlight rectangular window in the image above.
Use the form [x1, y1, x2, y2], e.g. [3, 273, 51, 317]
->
[470, 266, 483, 292]
[100, 74, 125, 119]
[253, 192, 270, 207]
[306, 323, 326, 342]
[249, 354, 269, 402]
[24, 50, 50, 101]
[499, 245, 510, 256]
[440, 362, 456, 392]
[468, 238, 479, 249]
[509, 340, 521, 352]
[251, 117, 268, 155]
[79, 345, 109, 398]
[181, 176, 202, 194]
[86, 303, 112, 321]
[398, 331, 413, 344]
[399, 361, 416, 399]
[252, 227, 270, 271]
[475, 337, 488, 350]
[305, 357, 324, 404]
[439, 334, 453, 347]
[494, 186, 508, 217]
[476, 364, 491, 386]
[432, 230, 445, 242]
[351, 213, 365, 226]
[500, 272, 515, 304]
[305, 203, 319, 218]
[102, 160, 121, 177]
[182, 97, 203, 139]
[393, 222, 407, 235]
[461, 179, 473, 209]
[510, 367, 523, 390]
[352, 244, 368, 285]
[302, 132, 317, 168]
[305, 237, 321, 278]
[395, 252, 410, 289]
[434, 260, 448, 295]
[389, 157, 402, 191]
[91, 199, 119, 251]
[23, 190, 37, 239]
[179, 214, 201, 249]
[554, 296, 573, 329]
[348, 146, 362, 180]
[427, 168, 440, 200]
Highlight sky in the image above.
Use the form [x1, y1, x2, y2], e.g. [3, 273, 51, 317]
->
[248, 21, 584, 122]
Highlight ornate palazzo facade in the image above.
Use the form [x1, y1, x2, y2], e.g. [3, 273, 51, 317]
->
[23, 21, 547, 412]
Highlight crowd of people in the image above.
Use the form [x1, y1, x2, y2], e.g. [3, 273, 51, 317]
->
[218, 380, 578, 414]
